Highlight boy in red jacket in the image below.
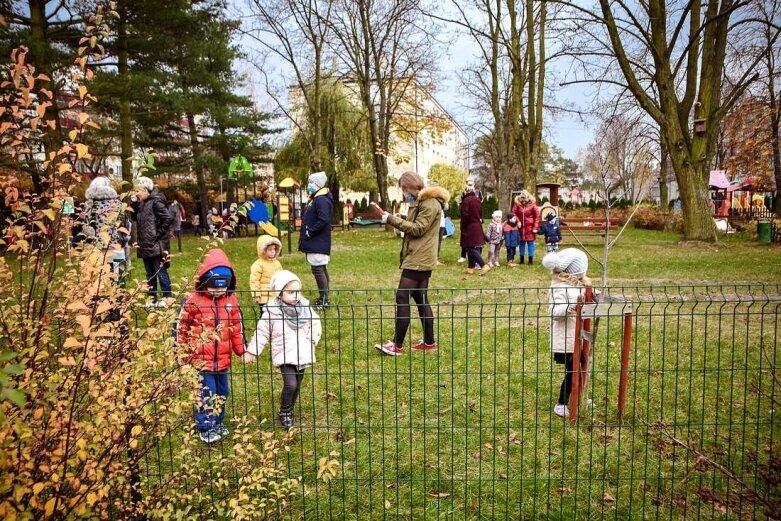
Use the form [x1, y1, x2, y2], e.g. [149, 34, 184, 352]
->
[177, 249, 248, 443]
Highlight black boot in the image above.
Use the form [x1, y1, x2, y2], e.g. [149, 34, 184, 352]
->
[279, 410, 294, 429]
[528, 256, 534, 265]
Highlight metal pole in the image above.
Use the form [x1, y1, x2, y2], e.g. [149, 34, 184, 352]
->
[568, 296, 584, 423]
[618, 310, 633, 419]
[286, 190, 292, 255]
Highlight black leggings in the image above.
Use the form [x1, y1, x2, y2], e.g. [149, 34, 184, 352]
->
[466, 246, 485, 269]
[280, 364, 306, 413]
[555, 353, 575, 405]
[394, 269, 435, 346]
[310, 264, 330, 301]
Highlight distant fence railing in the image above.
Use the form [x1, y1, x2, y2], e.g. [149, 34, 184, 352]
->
[140, 284, 781, 519]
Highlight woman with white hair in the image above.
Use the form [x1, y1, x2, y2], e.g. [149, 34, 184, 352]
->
[84, 176, 129, 282]
[131, 176, 173, 306]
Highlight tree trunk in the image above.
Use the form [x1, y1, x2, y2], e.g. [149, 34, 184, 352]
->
[373, 153, 389, 209]
[187, 113, 210, 231]
[117, 2, 133, 183]
[670, 154, 717, 241]
[659, 138, 669, 208]
[769, 76, 781, 215]
[28, 0, 58, 193]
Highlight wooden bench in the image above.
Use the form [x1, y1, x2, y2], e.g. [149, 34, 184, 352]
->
[560, 217, 620, 238]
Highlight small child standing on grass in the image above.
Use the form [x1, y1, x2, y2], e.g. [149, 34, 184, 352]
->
[486, 210, 504, 267]
[245, 270, 322, 428]
[543, 248, 590, 418]
[502, 212, 521, 267]
[177, 249, 249, 443]
[249, 235, 283, 312]
[538, 212, 562, 252]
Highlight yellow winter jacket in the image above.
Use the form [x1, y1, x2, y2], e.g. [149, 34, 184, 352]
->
[250, 235, 282, 305]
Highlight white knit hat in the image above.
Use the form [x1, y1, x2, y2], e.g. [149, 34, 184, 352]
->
[135, 176, 154, 192]
[269, 270, 301, 294]
[308, 171, 328, 190]
[492, 210, 503, 219]
[542, 248, 588, 276]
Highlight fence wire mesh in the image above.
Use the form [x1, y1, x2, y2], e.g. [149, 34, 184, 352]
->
[140, 284, 781, 519]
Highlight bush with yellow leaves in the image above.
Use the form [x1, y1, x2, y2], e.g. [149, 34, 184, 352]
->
[0, 5, 297, 519]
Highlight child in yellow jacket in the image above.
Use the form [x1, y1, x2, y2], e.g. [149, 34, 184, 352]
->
[250, 235, 282, 307]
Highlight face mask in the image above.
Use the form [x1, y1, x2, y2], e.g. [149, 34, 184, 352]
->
[404, 193, 415, 203]
[307, 183, 317, 194]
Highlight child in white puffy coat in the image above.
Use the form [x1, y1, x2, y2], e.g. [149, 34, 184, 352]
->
[245, 270, 322, 428]
[543, 249, 591, 419]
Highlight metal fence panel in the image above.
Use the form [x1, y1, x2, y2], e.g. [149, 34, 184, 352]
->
[140, 284, 781, 519]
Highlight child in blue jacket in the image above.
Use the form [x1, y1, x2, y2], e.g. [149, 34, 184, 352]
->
[502, 212, 521, 266]
[538, 213, 562, 252]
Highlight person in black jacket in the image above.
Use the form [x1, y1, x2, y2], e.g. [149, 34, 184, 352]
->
[538, 212, 562, 253]
[132, 176, 173, 306]
[298, 171, 333, 308]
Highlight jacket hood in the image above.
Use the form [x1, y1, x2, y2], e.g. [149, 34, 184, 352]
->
[196, 248, 237, 294]
[418, 186, 450, 206]
[514, 193, 536, 205]
[257, 234, 282, 259]
[85, 184, 119, 201]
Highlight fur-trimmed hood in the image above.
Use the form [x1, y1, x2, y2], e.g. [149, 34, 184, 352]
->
[418, 185, 450, 206]
[256, 234, 282, 259]
[85, 184, 119, 201]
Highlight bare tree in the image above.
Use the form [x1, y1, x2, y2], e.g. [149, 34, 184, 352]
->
[440, 0, 548, 208]
[244, 0, 334, 171]
[576, 113, 655, 286]
[559, 0, 781, 241]
[327, 0, 438, 208]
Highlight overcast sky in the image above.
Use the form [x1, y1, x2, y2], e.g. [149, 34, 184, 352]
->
[229, 1, 595, 161]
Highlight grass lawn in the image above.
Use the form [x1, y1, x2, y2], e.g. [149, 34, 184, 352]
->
[139, 228, 780, 519]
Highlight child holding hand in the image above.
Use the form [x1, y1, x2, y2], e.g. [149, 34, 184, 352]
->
[177, 249, 249, 443]
[245, 270, 322, 428]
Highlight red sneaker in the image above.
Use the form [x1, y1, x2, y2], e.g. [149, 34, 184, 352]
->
[374, 340, 403, 356]
[411, 341, 438, 351]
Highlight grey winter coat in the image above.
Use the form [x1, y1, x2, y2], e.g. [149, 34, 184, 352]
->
[132, 188, 172, 258]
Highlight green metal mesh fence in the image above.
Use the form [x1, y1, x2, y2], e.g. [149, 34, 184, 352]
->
[141, 283, 781, 519]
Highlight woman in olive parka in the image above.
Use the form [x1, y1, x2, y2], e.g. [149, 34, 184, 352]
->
[372, 171, 450, 356]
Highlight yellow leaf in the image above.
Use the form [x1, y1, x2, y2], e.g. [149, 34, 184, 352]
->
[67, 301, 89, 312]
[42, 208, 55, 221]
[58, 356, 77, 367]
[45, 498, 55, 516]
[76, 315, 91, 337]
[75, 143, 89, 159]
[131, 425, 143, 437]
[78, 85, 87, 99]
[78, 112, 89, 125]
[32, 482, 44, 495]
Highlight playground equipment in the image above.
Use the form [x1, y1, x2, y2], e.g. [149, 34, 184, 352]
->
[567, 287, 634, 423]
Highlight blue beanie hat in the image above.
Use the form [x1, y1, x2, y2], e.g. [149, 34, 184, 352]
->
[203, 266, 232, 288]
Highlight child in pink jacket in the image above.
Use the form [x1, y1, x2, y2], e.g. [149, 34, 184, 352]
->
[244, 270, 322, 428]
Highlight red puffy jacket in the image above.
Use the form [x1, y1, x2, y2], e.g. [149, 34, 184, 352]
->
[177, 249, 245, 372]
[511, 201, 540, 242]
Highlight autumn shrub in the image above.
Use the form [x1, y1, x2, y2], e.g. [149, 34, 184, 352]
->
[631, 204, 669, 230]
[0, 8, 298, 519]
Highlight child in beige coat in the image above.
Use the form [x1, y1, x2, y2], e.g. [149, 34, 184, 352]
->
[245, 270, 322, 428]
